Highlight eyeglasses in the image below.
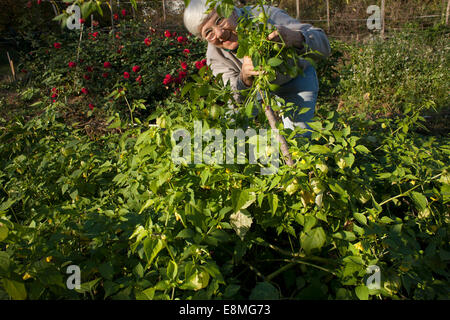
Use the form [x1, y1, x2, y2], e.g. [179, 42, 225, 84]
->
[204, 16, 228, 42]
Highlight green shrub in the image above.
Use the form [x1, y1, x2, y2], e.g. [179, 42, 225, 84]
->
[338, 24, 449, 116]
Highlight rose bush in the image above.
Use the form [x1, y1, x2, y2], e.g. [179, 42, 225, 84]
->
[18, 19, 206, 118]
[0, 0, 448, 301]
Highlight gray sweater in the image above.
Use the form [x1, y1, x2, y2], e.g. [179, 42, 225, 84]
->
[206, 5, 331, 97]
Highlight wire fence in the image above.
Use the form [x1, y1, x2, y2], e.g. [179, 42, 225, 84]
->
[10, 0, 450, 41]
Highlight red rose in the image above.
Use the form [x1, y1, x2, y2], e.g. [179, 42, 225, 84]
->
[93, 20, 99, 27]
[83, 74, 91, 80]
[183, 49, 190, 55]
[37, 0, 42, 4]
[68, 61, 77, 68]
[53, 42, 61, 49]
[26, 1, 32, 8]
[92, 32, 99, 38]
[89, 104, 95, 111]
[178, 71, 187, 79]
[114, 13, 119, 20]
[51, 88, 58, 93]
[123, 72, 130, 79]
[81, 88, 89, 95]
[86, 66, 93, 72]
[144, 38, 152, 46]
[181, 62, 188, 70]
[195, 59, 207, 70]
[121, 9, 126, 17]
[136, 75, 142, 85]
[103, 62, 111, 68]
[79, 18, 85, 24]
[163, 74, 174, 85]
[132, 65, 141, 73]
[164, 30, 172, 38]
[102, 73, 109, 78]
[51, 93, 58, 98]
[195, 61, 203, 70]
[177, 36, 187, 43]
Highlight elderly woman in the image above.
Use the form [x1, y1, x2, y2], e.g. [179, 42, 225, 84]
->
[183, 0, 331, 134]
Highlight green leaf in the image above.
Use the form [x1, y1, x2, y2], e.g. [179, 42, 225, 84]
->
[249, 282, 279, 300]
[2, 279, 27, 300]
[167, 261, 178, 280]
[231, 189, 255, 213]
[267, 193, 278, 216]
[236, 40, 249, 58]
[353, 213, 367, 226]
[344, 153, 355, 168]
[300, 227, 326, 254]
[136, 287, 155, 300]
[133, 263, 144, 279]
[75, 278, 101, 294]
[308, 121, 323, 132]
[304, 216, 317, 232]
[410, 191, 428, 211]
[269, 83, 280, 91]
[99, 262, 114, 280]
[224, 284, 240, 298]
[0, 224, 8, 242]
[332, 231, 356, 242]
[143, 238, 164, 268]
[176, 229, 195, 239]
[309, 145, 331, 154]
[268, 57, 283, 67]
[200, 261, 224, 283]
[0, 251, 9, 272]
[52, 13, 66, 22]
[181, 270, 210, 291]
[355, 145, 370, 154]
[230, 210, 253, 240]
[355, 285, 369, 300]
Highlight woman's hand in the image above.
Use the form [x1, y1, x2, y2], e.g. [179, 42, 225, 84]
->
[268, 25, 305, 49]
[241, 56, 260, 87]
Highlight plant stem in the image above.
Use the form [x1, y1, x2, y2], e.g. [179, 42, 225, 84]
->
[255, 88, 294, 166]
[123, 96, 134, 125]
[378, 172, 442, 207]
[264, 258, 337, 276]
[266, 262, 296, 281]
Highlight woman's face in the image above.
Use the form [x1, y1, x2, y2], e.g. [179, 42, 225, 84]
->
[199, 10, 239, 51]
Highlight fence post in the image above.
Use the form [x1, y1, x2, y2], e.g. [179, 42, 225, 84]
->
[326, 0, 330, 31]
[162, 0, 167, 22]
[110, 0, 115, 35]
[446, 0, 450, 25]
[296, 0, 300, 20]
[381, 0, 385, 38]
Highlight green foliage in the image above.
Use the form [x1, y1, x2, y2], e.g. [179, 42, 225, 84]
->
[18, 19, 206, 119]
[0, 0, 448, 301]
[338, 24, 450, 115]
